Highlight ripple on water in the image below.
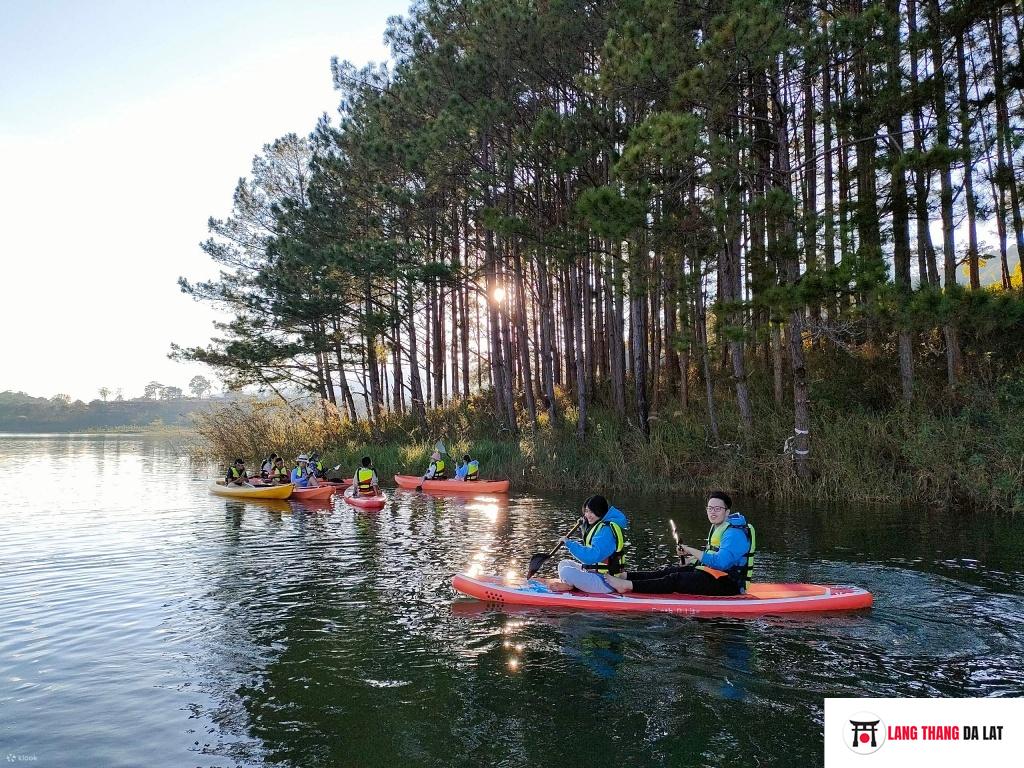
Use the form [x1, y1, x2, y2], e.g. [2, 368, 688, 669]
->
[1, 435, 1024, 768]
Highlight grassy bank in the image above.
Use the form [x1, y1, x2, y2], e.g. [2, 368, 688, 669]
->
[192, 378, 1024, 513]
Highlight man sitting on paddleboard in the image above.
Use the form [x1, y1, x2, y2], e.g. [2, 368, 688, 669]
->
[352, 456, 380, 496]
[551, 495, 629, 594]
[290, 454, 319, 488]
[603, 491, 755, 596]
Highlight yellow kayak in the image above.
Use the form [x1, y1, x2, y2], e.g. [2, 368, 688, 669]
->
[209, 481, 295, 499]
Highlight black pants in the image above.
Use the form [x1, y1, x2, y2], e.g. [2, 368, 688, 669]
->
[625, 565, 740, 596]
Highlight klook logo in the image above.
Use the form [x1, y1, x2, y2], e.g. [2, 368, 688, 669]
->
[844, 711, 886, 754]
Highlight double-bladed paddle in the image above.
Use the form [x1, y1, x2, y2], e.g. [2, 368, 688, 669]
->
[526, 517, 584, 579]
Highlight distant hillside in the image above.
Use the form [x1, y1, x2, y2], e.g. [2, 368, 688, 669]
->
[0, 391, 221, 432]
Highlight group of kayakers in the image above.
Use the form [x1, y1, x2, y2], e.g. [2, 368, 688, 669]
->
[553, 490, 755, 597]
[225, 450, 751, 597]
[423, 451, 480, 481]
[224, 452, 328, 489]
[223, 447, 483, 496]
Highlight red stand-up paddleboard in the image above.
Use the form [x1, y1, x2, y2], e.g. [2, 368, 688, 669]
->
[452, 573, 873, 617]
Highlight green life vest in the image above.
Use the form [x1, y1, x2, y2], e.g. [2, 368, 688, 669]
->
[697, 517, 756, 590]
[466, 459, 479, 480]
[357, 467, 375, 494]
[581, 520, 625, 575]
[433, 459, 446, 479]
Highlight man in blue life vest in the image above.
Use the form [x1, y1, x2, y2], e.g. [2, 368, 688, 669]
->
[552, 495, 629, 594]
[290, 454, 319, 488]
[225, 458, 250, 486]
[351, 456, 380, 496]
[603, 491, 755, 596]
[424, 451, 447, 480]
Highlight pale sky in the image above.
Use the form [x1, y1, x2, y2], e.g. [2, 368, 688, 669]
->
[0, 0, 407, 402]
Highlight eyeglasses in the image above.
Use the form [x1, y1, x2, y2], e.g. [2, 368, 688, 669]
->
[706, 505, 728, 512]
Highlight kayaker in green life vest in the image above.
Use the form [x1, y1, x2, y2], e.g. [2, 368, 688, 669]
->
[455, 453, 480, 481]
[225, 458, 250, 486]
[308, 451, 327, 479]
[550, 495, 630, 594]
[268, 456, 289, 484]
[352, 456, 380, 496]
[603, 491, 756, 596]
[424, 451, 447, 480]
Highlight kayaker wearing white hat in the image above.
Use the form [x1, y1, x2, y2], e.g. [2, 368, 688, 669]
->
[290, 454, 319, 488]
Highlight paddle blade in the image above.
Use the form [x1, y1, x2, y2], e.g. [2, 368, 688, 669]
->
[526, 553, 550, 579]
[434, 439, 447, 455]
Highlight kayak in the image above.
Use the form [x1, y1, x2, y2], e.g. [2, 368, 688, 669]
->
[209, 481, 295, 500]
[394, 475, 510, 493]
[452, 573, 873, 616]
[344, 490, 387, 510]
[290, 484, 335, 500]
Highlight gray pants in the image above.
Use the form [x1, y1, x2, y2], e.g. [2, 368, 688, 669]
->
[557, 559, 614, 593]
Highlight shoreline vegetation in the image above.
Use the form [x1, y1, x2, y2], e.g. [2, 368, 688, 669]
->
[177, 2, 1024, 513]
[194, 376, 1024, 512]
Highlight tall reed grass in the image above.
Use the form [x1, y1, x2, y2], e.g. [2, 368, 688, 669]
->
[192, 388, 1024, 512]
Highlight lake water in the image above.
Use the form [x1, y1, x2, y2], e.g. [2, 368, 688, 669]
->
[1, 433, 1023, 767]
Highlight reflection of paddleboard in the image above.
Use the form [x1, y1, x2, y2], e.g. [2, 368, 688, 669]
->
[344, 491, 387, 510]
[452, 573, 873, 616]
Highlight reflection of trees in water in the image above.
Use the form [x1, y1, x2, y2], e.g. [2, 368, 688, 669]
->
[187, 488, 1024, 767]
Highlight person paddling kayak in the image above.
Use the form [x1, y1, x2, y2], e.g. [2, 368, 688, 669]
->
[454, 453, 480, 481]
[550, 495, 629, 594]
[352, 456, 380, 496]
[424, 451, 447, 480]
[267, 456, 289, 484]
[225, 458, 251, 486]
[603, 491, 756, 596]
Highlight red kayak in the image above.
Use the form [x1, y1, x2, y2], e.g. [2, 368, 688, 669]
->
[343, 490, 387, 510]
[394, 475, 510, 493]
[290, 484, 335, 500]
[452, 573, 873, 616]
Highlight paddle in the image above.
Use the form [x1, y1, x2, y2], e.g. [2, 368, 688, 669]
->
[526, 517, 584, 579]
[670, 518, 683, 565]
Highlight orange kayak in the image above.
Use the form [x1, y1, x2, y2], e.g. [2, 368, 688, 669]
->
[290, 484, 335, 500]
[344, 490, 387, 510]
[452, 573, 873, 616]
[394, 475, 510, 493]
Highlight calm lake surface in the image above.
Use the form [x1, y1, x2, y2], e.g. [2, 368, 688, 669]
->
[2, 434, 1023, 767]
